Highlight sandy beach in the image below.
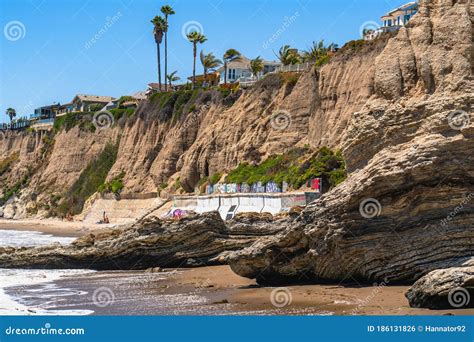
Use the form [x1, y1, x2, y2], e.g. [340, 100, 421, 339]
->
[0, 218, 116, 237]
[7, 265, 474, 316]
[1, 222, 473, 315]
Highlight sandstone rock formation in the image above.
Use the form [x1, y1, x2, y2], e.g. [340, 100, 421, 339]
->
[0, 0, 471, 312]
[227, 0, 474, 287]
[0, 212, 283, 270]
[406, 265, 474, 309]
[1, 19, 391, 206]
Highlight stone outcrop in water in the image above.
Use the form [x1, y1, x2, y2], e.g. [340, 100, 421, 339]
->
[0, 212, 283, 270]
[226, 0, 474, 287]
[406, 265, 474, 309]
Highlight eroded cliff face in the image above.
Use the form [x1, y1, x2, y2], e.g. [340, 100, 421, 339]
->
[227, 0, 473, 285]
[1, 28, 390, 208]
[0, 126, 118, 218]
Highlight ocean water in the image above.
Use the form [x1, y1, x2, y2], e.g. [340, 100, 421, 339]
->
[0, 229, 94, 315]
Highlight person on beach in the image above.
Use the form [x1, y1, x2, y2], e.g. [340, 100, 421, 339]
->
[97, 211, 110, 224]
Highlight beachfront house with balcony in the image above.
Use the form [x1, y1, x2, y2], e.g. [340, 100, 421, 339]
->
[217, 56, 281, 85]
[29, 104, 60, 131]
[363, 2, 418, 40]
[57, 102, 74, 116]
[381, 2, 418, 32]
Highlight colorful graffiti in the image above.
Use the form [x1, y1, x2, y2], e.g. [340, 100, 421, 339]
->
[204, 178, 322, 195]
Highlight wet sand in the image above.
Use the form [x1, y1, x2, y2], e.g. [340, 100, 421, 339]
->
[0, 219, 116, 238]
[7, 265, 474, 316]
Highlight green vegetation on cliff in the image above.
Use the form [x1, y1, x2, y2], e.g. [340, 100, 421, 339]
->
[1, 174, 30, 206]
[225, 147, 346, 190]
[0, 153, 19, 177]
[98, 171, 125, 194]
[53, 112, 96, 133]
[55, 143, 118, 215]
[150, 89, 202, 122]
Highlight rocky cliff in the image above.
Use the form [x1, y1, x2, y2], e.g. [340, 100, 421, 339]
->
[0, 212, 281, 269]
[1, 22, 390, 217]
[226, 0, 473, 292]
[0, 0, 472, 310]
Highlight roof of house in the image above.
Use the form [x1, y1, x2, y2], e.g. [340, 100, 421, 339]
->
[73, 94, 116, 103]
[382, 2, 417, 17]
[187, 72, 220, 81]
[147, 83, 167, 89]
[132, 91, 147, 100]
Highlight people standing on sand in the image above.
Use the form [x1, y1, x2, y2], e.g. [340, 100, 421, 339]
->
[97, 211, 110, 224]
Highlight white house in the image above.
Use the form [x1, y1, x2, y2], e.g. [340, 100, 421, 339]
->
[381, 2, 418, 31]
[217, 56, 280, 84]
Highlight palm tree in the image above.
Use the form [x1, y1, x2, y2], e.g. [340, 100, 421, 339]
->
[276, 45, 301, 65]
[6, 108, 16, 124]
[187, 31, 207, 89]
[223, 49, 241, 85]
[151, 15, 168, 92]
[250, 56, 264, 80]
[166, 71, 180, 88]
[200, 51, 222, 87]
[161, 5, 175, 92]
[302, 40, 324, 62]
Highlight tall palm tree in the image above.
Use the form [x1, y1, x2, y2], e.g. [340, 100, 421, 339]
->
[161, 5, 175, 92]
[276, 45, 301, 65]
[151, 15, 168, 92]
[250, 56, 264, 80]
[223, 49, 241, 85]
[6, 108, 16, 123]
[187, 31, 207, 89]
[200, 51, 222, 87]
[166, 71, 180, 88]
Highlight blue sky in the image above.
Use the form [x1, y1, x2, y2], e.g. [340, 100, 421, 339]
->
[1, 0, 405, 122]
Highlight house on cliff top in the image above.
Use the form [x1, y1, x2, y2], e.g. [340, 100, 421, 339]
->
[56, 94, 115, 116]
[216, 55, 280, 85]
[364, 1, 418, 40]
[381, 2, 418, 31]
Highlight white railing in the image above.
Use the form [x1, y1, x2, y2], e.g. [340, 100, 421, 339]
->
[238, 76, 258, 88]
[274, 62, 311, 73]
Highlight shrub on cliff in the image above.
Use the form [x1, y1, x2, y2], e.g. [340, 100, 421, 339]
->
[53, 112, 96, 133]
[55, 143, 118, 215]
[225, 147, 346, 191]
[98, 171, 125, 194]
[0, 153, 19, 177]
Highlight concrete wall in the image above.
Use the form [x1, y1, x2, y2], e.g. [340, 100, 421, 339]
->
[196, 196, 220, 213]
[173, 192, 318, 220]
[82, 197, 163, 224]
